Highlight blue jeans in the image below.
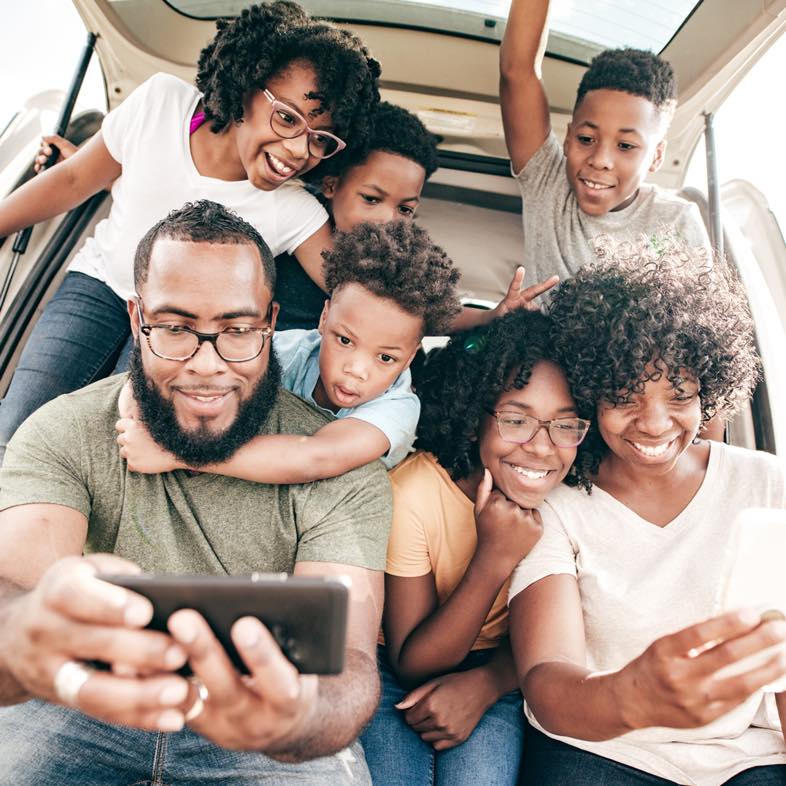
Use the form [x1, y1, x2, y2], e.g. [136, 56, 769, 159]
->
[0, 272, 133, 461]
[360, 646, 524, 786]
[519, 724, 786, 785]
[0, 699, 371, 785]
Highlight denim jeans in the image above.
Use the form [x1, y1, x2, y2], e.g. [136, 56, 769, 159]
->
[0, 271, 133, 462]
[0, 699, 371, 785]
[519, 724, 786, 785]
[360, 646, 524, 786]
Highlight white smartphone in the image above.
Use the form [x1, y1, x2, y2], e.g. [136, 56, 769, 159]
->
[717, 507, 786, 691]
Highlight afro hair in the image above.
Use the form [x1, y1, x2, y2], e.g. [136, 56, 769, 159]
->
[316, 100, 439, 181]
[321, 220, 461, 336]
[414, 309, 591, 490]
[548, 237, 760, 483]
[196, 2, 380, 154]
[575, 47, 677, 118]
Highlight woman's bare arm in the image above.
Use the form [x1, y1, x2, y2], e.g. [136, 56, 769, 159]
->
[384, 474, 542, 686]
[0, 132, 121, 238]
[291, 222, 332, 292]
[510, 574, 786, 740]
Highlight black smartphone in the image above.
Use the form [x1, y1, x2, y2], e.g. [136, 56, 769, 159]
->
[98, 573, 349, 675]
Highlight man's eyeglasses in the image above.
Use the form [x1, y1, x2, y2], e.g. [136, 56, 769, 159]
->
[264, 89, 346, 160]
[486, 409, 591, 448]
[136, 299, 273, 363]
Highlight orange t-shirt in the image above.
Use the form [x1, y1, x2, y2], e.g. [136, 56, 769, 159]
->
[384, 451, 509, 650]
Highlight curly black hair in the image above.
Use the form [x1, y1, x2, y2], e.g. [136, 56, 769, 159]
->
[575, 47, 677, 117]
[315, 100, 439, 181]
[196, 2, 380, 153]
[414, 310, 591, 490]
[322, 220, 460, 336]
[549, 237, 760, 483]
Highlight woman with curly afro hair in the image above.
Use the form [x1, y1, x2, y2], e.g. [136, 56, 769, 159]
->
[0, 1, 380, 459]
[509, 240, 786, 786]
[360, 309, 590, 786]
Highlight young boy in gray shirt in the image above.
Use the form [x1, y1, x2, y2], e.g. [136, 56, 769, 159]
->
[500, 0, 711, 286]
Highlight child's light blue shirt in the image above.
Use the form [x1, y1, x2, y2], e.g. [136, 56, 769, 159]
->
[273, 329, 420, 469]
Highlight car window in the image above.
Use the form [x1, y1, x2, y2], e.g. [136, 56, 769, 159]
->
[0, 1, 105, 135]
[684, 34, 786, 235]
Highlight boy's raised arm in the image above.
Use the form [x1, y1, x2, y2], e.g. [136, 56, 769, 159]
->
[500, 0, 552, 173]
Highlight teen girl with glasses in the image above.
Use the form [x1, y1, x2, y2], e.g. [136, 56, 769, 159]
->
[360, 309, 590, 786]
[0, 1, 379, 460]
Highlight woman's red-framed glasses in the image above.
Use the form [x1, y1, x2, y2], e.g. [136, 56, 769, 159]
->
[264, 89, 346, 159]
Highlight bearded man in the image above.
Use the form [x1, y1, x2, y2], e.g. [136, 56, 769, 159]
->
[0, 200, 391, 785]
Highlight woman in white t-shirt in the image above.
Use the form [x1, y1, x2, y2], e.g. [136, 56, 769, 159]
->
[509, 239, 786, 786]
[0, 1, 380, 460]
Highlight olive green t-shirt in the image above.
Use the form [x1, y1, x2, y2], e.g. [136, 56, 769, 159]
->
[0, 375, 392, 574]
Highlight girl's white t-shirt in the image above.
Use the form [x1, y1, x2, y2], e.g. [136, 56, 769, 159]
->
[509, 442, 786, 786]
[69, 73, 328, 300]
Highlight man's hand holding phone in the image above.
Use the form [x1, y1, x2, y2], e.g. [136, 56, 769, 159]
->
[93, 572, 348, 751]
[169, 609, 319, 751]
[0, 554, 192, 732]
[1, 560, 352, 752]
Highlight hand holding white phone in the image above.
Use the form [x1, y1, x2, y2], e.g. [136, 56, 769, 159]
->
[717, 507, 786, 691]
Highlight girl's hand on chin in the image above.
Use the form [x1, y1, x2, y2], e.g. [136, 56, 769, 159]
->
[473, 469, 544, 572]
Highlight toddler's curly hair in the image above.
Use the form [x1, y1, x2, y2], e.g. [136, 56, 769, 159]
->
[318, 100, 439, 181]
[414, 310, 591, 490]
[196, 2, 380, 152]
[576, 47, 677, 120]
[322, 220, 460, 336]
[549, 237, 760, 483]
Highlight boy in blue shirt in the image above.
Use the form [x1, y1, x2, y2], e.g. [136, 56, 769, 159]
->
[116, 220, 460, 480]
[500, 0, 711, 286]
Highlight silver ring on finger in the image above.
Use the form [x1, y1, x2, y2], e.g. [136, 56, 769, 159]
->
[53, 660, 94, 707]
[184, 676, 209, 722]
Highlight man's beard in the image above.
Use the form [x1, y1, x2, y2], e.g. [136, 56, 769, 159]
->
[127, 341, 281, 467]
